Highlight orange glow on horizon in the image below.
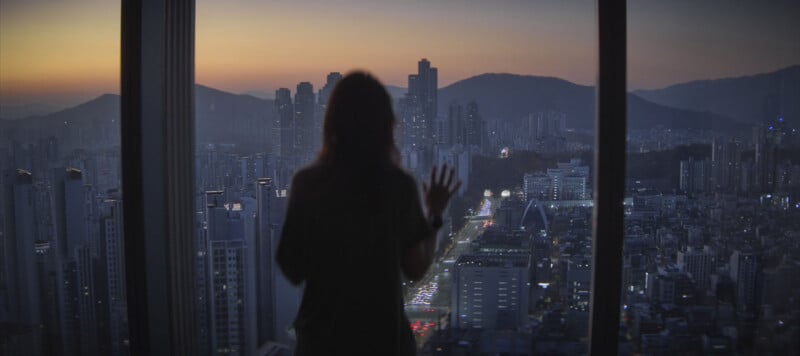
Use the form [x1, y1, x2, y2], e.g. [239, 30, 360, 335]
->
[4, 0, 795, 106]
[1, 0, 597, 105]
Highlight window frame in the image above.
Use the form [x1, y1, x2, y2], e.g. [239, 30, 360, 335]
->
[120, 1, 627, 354]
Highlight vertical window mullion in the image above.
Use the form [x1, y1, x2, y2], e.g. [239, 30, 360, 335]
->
[121, 1, 196, 355]
[589, 0, 627, 355]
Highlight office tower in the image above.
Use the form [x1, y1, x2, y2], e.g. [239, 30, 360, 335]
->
[729, 250, 759, 312]
[677, 246, 714, 293]
[274, 88, 294, 160]
[451, 254, 530, 330]
[293, 82, 316, 162]
[255, 179, 275, 345]
[566, 256, 592, 311]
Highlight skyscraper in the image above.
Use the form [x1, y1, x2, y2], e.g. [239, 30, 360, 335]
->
[206, 196, 255, 356]
[314, 73, 342, 158]
[463, 100, 484, 148]
[255, 178, 275, 345]
[402, 59, 438, 147]
[53, 168, 87, 259]
[100, 197, 128, 356]
[293, 82, 316, 162]
[274, 88, 294, 160]
[2, 169, 44, 355]
[51, 167, 103, 356]
[317, 72, 342, 107]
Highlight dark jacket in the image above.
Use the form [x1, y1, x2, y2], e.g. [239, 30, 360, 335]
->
[277, 162, 431, 355]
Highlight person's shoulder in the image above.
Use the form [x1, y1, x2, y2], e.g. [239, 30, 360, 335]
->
[387, 166, 419, 193]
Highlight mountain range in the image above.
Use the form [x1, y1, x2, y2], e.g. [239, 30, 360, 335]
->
[2, 65, 796, 152]
[634, 65, 799, 125]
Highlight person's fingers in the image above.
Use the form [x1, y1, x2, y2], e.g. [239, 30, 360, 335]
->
[439, 163, 448, 184]
[422, 182, 429, 195]
[449, 181, 463, 196]
[430, 165, 437, 186]
[446, 167, 455, 188]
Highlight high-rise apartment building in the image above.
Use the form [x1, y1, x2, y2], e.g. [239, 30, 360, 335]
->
[677, 245, 715, 292]
[2, 169, 45, 355]
[274, 88, 294, 160]
[255, 178, 275, 345]
[206, 195, 256, 356]
[402, 59, 438, 147]
[679, 158, 710, 194]
[317, 72, 342, 107]
[293, 82, 316, 162]
[100, 197, 128, 356]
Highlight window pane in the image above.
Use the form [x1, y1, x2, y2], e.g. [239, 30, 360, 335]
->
[195, 1, 596, 354]
[624, 1, 800, 354]
[0, 1, 126, 355]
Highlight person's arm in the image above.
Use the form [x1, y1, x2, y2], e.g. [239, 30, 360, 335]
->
[277, 173, 309, 285]
[401, 165, 461, 281]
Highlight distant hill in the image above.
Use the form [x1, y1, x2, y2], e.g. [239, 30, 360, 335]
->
[195, 85, 275, 149]
[385, 85, 407, 101]
[1, 86, 277, 153]
[0, 102, 62, 120]
[9, 68, 791, 153]
[634, 65, 800, 124]
[438, 73, 748, 133]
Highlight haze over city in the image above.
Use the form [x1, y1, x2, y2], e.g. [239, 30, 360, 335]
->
[1, 0, 798, 108]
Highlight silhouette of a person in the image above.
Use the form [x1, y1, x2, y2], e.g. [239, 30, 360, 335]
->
[277, 71, 460, 355]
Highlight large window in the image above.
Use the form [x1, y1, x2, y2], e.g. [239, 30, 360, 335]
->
[0, 1, 127, 355]
[193, 1, 599, 354]
[3, 1, 798, 355]
[621, 1, 800, 354]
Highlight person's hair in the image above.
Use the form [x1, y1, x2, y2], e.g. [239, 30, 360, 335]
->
[317, 71, 400, 167]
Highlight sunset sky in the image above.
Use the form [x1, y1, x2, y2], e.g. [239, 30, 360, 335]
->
[1, 0, 798, 108]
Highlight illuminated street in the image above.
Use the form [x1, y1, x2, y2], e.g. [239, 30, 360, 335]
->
[405, 197, 498, 344]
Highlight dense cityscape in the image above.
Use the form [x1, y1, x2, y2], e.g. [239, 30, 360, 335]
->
[1, 56, 799, 356]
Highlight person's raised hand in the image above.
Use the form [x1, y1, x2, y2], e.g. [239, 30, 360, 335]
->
[422, 164, 462, 218]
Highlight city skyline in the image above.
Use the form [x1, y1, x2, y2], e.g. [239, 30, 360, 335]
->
[2, 0, 799, 108]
